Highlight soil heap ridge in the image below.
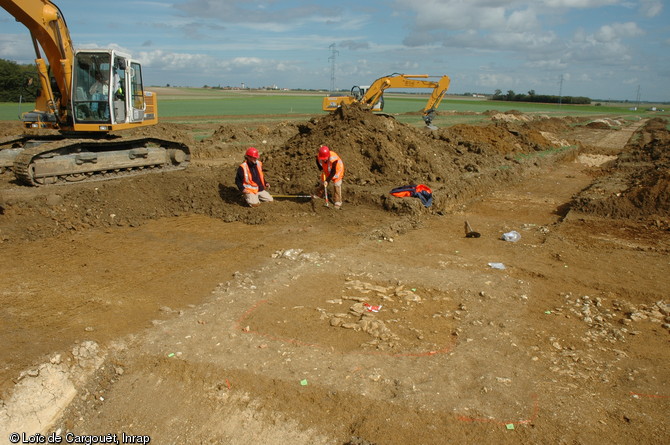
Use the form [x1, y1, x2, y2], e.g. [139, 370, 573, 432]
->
[573, 117, 670, 224]
[264, 103, 561, 199]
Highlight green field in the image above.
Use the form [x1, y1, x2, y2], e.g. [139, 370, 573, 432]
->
[1, 89, 667, 129]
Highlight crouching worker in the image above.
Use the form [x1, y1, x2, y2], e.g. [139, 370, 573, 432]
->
[236, 147, 273, 207]
[314, 145, 344, 209]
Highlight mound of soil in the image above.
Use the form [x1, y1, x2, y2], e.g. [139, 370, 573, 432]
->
[260, 104, 570, 213]
[586, 121, 612, 129]
[194, 121, 301, 159]
[572, 118, 670, 225]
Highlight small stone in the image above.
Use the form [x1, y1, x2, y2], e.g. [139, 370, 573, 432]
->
[341, 322, 359, 330]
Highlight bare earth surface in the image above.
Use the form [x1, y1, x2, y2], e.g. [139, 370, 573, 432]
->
[0, 106, 668, 444]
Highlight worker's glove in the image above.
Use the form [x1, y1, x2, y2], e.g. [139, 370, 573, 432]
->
[323, 181, 328, 188]
[265, 182, 270, 189]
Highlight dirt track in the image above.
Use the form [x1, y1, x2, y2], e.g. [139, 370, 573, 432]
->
[0, 108, 668, 444]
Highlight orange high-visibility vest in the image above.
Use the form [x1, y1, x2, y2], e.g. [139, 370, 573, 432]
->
[318, 150, 344, 182]
[240, 160, 265, 194]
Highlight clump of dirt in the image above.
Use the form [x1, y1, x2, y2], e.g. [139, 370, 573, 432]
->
[193, 122, 300, 159]
[583, 118, 627, 130]
[0, 121, 24, 138]
[586, 121, 611, 129]
[0, 166, 298, 242]
[643, 117, 670, 132]
[113, 122, 195, 146]
[210, 125, 259, 142]
[572, 118, 670, 226]
[440, 122, 551, 155]
[527, 116, 581, 133]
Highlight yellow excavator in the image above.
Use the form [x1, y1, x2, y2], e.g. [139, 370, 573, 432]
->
[322, 73, 451, 128]
[0, 0, 190, 185]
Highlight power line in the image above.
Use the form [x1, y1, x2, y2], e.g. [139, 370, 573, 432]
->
[636, 85, 641, 109]
[328, 43, 338, 92]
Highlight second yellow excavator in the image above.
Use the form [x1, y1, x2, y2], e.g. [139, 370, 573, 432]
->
[322, 73, 451, 128]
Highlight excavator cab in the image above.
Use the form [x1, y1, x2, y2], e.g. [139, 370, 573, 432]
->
[351, 85, 384, 111]
[72, 51, 111, 123]
[72, 49, 155, 131]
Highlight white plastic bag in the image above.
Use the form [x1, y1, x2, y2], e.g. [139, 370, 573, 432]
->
[501, 231, 521, 242]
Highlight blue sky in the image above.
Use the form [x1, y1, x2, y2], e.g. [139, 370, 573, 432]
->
[1, 0, 668, 101]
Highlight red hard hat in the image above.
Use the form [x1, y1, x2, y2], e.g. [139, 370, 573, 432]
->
[245, 147, 259, 158]
[318, 145, 330, 160]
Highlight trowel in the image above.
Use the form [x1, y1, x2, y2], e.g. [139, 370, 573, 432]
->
[272, 194, 312, 199]
[464, 220, 481, 238]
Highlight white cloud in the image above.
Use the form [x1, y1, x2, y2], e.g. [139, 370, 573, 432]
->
[397, 0, 648, 77]
[559, 22, 644, 66]
[525, 59, 568, 70]
[488, 31, 559, 51]
[229, 57, 263, 68]
[595, 22, 644, 42]
[541, 0, 618, 8]
[0, 34, 35, 63]
[507, 9, 540, 31]
[567, 37, 633, 64]
[138, 50, 213, 70]
[477, 73, 517, 88]
[638, 0, 663, 17]
[173, 0, 360, 33]
[135, 49, 301, 80]
[339, 40, 371, 51]
[396, 0, 536, 33]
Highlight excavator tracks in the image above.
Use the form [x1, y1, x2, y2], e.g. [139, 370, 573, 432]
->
[8, 136, 190, 186]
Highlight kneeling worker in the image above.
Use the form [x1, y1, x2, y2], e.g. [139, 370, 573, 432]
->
[236, 147, 273, 207]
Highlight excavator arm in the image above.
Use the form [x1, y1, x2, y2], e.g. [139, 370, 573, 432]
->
[420, 75, 451, 127]
[0, 0, 75, 126]
[322, 73, 451, 127]
[361, 74, 451, 127]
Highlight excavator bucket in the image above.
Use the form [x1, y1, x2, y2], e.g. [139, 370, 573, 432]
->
[423, 111, 438, 130]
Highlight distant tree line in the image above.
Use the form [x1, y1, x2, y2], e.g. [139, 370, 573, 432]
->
[492, 89, 591, 105]
[0, 59, 38, 102]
